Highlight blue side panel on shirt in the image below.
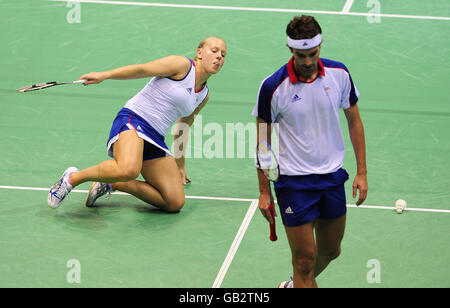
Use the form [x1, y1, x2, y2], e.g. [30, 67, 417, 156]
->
[257, 64, 289, 123]
[321, 58, 348, 71]
[321, 58, 358, 105]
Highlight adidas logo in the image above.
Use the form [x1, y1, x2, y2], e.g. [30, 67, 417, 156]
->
[136, 125, 143, 131]
[285, 206, 294, 214]
[186, 88, 193, 94]
[292, 94, 301, 102]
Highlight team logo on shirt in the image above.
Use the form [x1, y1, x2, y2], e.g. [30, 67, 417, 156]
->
[291, 94, 301, 102]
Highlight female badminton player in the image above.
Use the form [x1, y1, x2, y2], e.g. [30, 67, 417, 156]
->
[47, 37, 227, 213]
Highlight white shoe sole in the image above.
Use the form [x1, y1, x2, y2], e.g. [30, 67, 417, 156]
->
[85, 182, 98, 207]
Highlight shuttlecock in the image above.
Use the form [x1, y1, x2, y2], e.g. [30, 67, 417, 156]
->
[395, 199, 407, 214]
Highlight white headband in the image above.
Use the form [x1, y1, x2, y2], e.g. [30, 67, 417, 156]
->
[287, 33, 322, 50]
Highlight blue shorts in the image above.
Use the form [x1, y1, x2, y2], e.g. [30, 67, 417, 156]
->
[107, 108, 170, 161]
[274, 168, 349, 227]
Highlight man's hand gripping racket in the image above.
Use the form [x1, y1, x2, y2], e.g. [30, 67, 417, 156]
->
[256, 141, 280, 242]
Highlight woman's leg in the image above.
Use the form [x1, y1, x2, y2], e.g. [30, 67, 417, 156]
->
[70, 130, 143, 186]
[112, 155, 185, 213]
[48, 130, 143, 208]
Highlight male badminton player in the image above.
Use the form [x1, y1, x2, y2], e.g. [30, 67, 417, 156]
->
[48, 37, 227, 212]
[252, 16, 368, 288]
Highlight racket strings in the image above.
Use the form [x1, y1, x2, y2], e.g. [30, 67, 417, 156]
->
[31, 82, 55, 90]
[257, 143, 280, 182]
[17, 82, 56, 92]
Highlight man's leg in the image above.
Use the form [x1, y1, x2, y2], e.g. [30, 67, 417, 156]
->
[284, 222, 318, 288]
[314, 214, 346, 278]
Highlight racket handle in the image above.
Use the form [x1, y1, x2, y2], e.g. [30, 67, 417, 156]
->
[73, 79, 87, 84]
[269, 204, 278, 241]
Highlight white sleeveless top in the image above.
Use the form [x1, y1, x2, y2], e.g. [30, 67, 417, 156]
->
[124, 58, 209, 137]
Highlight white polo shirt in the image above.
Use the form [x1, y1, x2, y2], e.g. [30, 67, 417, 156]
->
[252, 57, 359, 176]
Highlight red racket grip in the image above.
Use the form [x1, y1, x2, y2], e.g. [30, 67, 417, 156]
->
[269, 204, 278, 241]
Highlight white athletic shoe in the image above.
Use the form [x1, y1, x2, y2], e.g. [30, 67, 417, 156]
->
[47, 167, 79, 208]
[85, 182, 112, 207]
[278, 277, 294, 288]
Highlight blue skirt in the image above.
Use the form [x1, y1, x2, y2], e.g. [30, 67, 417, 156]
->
[107, 108, 170, 161]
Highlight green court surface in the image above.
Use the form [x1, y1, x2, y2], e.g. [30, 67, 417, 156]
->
[0, 0, 449, 288]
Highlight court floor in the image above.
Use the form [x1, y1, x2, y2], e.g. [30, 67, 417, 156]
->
[0, 0, 449, 288]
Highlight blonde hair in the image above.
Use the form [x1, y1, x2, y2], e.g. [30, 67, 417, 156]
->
[194, 37, 226, 60]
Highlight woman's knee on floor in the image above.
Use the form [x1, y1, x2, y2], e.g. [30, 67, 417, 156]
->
[163, 194, 185, 213]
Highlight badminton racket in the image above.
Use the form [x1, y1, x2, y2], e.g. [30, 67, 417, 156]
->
[256, 140, 280, 241]
[16, 79, 87, 93]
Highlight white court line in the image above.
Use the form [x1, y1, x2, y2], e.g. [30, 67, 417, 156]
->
[347, 204, 450, 214]
[0, 185, 254, 202]
[49, 0, 450, 21]
[342, 0, 354, 13]
[1, 184, 450, 213]
[212, 199, 258, 288]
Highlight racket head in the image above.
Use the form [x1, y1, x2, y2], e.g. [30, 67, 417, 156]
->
[16, 82, 57, 93]
[256, 141, 280, 182]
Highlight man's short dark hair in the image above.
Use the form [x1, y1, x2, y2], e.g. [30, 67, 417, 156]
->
[286, 15, 322, 40]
